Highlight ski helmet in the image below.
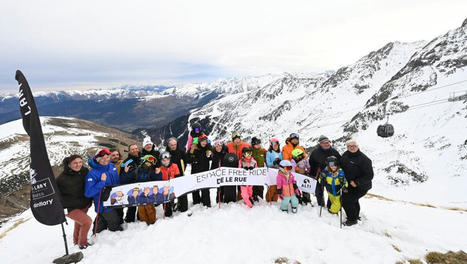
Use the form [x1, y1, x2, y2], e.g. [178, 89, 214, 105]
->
[251, 137, 261, 146]
[198, 134, 208, 142]
[269, 138, 279, 145]
[325, 156, 338, 167]
[160, 151, 171, 160]
[292, 148, 303, 159]
[192, 122, 201, 130]
[242, 147, 252, 157]
[279, 160, 293, 171]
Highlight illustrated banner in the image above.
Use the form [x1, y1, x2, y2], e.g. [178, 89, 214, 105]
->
[103, 167, 317, 208]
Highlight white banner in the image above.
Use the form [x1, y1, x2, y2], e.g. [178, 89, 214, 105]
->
[103, 167, 316, 208]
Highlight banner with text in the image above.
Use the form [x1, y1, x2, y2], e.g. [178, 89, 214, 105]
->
[103, 167, 316, 208]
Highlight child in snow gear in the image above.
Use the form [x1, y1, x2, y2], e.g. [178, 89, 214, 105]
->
[276, 160, 301, 213]
[282, 133, 308, 161]
[155, 151, 180, 217]
[251, 137, 267, 201]
[318, 156, 348, 214]
[140, 136, 161, 167]
[291, 148, 312, 205]
[221, 153, 239, 203]
[188, 134, 212, 207]
[239, 147, 257, 208]
[186, 122, 209, 153]
[85, 149, 122, 233]
[266, 138, 282, 202]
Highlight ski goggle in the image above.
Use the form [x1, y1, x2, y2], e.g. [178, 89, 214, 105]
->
[243, 151, 252, 157]
[284, 166, 292, 171]
[271, 141, 279, 145]
[194, 128, 200, 133]
[144, 156, 156, 165]
[327, 161, 337, 167]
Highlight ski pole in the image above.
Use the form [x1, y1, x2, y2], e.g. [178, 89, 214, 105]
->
[339, 189, 343, 229]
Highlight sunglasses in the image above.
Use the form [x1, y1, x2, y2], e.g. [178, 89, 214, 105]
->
[347, 145, 358, 148]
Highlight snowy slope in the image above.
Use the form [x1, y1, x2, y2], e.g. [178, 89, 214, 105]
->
[186, 22, 467, 208]
[0, 194, 465, 264]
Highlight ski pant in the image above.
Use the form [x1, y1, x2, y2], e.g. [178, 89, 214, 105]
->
[66, 208, 92, 246]
[124, 206, 137, 223]
[192, 189, 211, 207]
[115, 208, 124, 224]
[315, 183, 325, 207]
[138, 205, 156, 225]
[223, 186, 237, 203]
[94, 209, 123, 233]
[280, 195, 299, 211]
[177, 194, 188, 212]
[342, 187, 367, 221]
[252, 185, 264, 201]
[327, 193, 342, 214]
[241, 185, 254, 208]
[163, 201, 174, 217]
[266, 185, 278, 202]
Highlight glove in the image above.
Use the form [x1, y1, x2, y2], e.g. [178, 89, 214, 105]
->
[101, 186, 113, 202]
[342, 187, 348, 193]
[247, 166, 254, 170]
[273, 158, 281, 166]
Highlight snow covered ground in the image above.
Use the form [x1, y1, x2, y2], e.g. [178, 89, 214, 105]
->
[0, 190, 466, 264]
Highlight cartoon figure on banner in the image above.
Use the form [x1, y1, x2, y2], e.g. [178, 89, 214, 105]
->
[138, 187, 152, 204]
[110, 191, 127, 205]
[150, 185, 164, 204]
[127, 187, 140, 206]
[162, 186, 175, 202]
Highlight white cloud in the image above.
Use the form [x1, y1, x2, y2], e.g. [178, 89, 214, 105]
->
[0, 0, 466, 90]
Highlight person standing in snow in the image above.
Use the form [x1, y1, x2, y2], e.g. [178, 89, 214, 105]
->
[165, 137, 189, 213]
[251, 137, 267, 201]
[309, 135, 341, 207]
[265, 138, 282, 202]
[226, 132, 251, 160]
[291, 148, 312, 204]
[276, 160, 301, 213]
[318, 156, 348, 215]
[187, 134, 212, 207]
[340, 140, 374, 226]
[109, 149, 123, 175]
[186, 122, 207, 153]
[239, 147, 257, 208]
[85, 149, 122, 233]
[120, 144, 141, 223]
[155, 151, 181, 217]
[281, 133, 308, 162]
[56, 155, 93, 249]
[210, 140, 228, 204]
[120, 155, 159, 225]
[140, 136, 161, 167]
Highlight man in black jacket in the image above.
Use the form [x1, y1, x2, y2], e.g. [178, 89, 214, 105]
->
[309, 135, 342, 207]
[122, 144, 141, 223]
[340, 140, 374, 226]
[166, 137, 189, 213]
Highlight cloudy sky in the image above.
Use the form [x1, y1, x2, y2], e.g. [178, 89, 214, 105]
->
[0, 0, 466, 92]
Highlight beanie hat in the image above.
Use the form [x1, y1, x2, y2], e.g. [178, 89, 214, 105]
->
[143, 136, 153, 147]
[94, 148, 110, 162]
[251, 137, 261, 146]
[318, 135, 330, 144]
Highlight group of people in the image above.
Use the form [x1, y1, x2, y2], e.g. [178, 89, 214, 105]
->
[55, 122, 374, 250]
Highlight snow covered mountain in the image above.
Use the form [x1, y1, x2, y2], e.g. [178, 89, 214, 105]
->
[0, 117, 136, 221]
[177, 20, 467, 209]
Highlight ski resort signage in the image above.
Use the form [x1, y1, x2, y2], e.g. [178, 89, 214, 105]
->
[103, 167, 317, 208]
